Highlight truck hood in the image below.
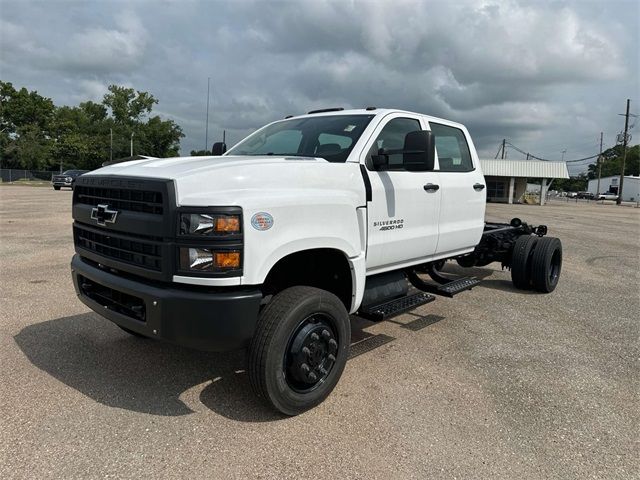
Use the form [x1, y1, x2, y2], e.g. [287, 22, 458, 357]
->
[87, 155, 364, 207]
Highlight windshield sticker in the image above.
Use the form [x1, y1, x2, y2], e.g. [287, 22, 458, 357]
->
[251, 212, 274, 231]
[344, 125, 356, 132]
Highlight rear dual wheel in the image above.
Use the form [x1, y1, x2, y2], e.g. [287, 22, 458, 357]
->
[511, 236, 562, 293]
[530, 237, 562, 293]
[248, 286, 350, 416]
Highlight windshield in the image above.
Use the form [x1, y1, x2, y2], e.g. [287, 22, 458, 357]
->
[226, 114, 375, 162]
[62, 170, 84, 175]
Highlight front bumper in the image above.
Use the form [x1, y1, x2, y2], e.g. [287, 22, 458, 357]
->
[52, 181, 72, 187]
[71, 254, 262, 351]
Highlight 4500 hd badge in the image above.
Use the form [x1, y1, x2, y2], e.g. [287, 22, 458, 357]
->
[373, 218, 404, 231]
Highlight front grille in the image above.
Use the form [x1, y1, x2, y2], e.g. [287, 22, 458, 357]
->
[78, 275, 146, 322]
[74, 225, 162, 271]
[74, 185, 163, 215]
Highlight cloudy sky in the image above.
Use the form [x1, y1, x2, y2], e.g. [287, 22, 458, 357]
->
[1, 0, 638, 174]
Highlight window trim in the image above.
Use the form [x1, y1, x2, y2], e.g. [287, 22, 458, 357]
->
[428, 121, 476, 173]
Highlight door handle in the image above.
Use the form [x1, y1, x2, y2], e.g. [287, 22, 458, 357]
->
[473, 183, 485, 191]
[423, 183, 440, 192]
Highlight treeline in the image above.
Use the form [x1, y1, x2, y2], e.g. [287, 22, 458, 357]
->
[554, 144, 639, 191]
[0, 81, 184, 171]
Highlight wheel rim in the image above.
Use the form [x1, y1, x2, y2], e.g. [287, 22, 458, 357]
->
[549, 248, 561, 283]
[284, 313, 339, 393]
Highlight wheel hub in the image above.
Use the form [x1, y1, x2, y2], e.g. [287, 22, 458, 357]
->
[286, 316, 338, 391]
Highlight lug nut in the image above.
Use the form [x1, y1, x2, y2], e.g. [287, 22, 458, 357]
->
[308, 372, 317, 382]
[311, 333, 319, 341]
[302, 346, 311, 357]
[328, 339, 338, 351]
[321, 329, 331, 339]
[301, 363, 310, 373]
[328, 354, 336, 362]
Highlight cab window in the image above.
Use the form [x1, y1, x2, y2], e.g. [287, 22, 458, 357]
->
[372, 117, 422, 168]
[429, 122, 474, 172]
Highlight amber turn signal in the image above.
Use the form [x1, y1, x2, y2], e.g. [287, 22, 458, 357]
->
[215, 216, 241, 233]
[214, 251, 241, 269]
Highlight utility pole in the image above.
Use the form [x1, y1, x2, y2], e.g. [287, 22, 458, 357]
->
[616, 99, 631, 205]
[110, 128, 113, 163]
[501, 139, 506, 159]
[526, 153, 530, 160]
[561, 149, 567, 161]
[205, 77, 211, 152]
[130, 132, 135, 157]
[596, 132, 603, 196]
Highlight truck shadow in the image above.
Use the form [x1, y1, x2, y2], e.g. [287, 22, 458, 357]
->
[14, 313, 388, 423]
[14, 313, 282, 422]
[440, 263, 538, 295]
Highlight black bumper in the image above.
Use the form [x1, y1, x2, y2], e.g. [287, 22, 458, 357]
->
[71, 255, 262, 351]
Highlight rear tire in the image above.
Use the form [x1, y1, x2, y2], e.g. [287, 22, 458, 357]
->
[511, 235, 538, 289]
[53, 186, 61, 190]
[248, 286, 350, 416]
[530, 237, 562, 293]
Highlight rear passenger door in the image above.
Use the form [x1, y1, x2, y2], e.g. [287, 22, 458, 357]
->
[429, 122, 486, 255]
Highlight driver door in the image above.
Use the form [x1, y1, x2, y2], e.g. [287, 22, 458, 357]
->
[362, 114, 441, 273]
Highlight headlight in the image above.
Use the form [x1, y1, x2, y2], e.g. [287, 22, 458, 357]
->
[180, 213, 240, 235]
[66, 176, 73, 182]
[179, 248, 241, 271]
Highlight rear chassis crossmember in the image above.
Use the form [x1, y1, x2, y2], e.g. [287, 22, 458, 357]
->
[457, 218, 547, 269]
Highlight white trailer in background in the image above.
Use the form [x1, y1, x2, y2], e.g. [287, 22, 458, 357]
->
[587, 175, 640, 202]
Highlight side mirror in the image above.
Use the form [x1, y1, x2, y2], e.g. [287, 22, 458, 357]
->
[211, 142, 227, 156]
[403, 130, 435, 171]
[371, 148, 389, 170]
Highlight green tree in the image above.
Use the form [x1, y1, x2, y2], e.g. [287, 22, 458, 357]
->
[102, 85, 158, 125]
[1, 81, 184, 170]
[190, 149, 212, 156]
[587, 144, 639, 179]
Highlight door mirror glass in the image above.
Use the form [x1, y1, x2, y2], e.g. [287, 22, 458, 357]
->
[371, 148, 389, 170]
[402, 130, 435, 171]
[211, 142, 227, 156]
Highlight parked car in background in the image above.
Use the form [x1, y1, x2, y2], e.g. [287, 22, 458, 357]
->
[566, 192, 578, 198]
[576, 191, 595, 199]
[597, 192, 618, 201]
[52, 170, 89, 190]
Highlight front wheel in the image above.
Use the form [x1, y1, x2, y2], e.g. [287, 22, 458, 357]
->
[248, 286, 351, 415]
[53, 186, 61, 190]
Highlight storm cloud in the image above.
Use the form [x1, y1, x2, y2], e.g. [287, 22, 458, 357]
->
[1, 0, 638, 174]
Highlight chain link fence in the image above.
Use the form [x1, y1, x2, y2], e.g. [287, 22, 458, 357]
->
[1, 169, 59, 183]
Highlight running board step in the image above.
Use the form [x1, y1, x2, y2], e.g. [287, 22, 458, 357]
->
[435, 277, 481, 297]
[359, 292, 435, 321]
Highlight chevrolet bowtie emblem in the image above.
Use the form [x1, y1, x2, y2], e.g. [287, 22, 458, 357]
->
[91, 204, 118, 226]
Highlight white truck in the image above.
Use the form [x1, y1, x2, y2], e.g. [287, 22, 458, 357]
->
[71, 108, 562, 415]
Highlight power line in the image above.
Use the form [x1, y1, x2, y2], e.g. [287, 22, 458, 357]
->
[504, 141, 608, 162]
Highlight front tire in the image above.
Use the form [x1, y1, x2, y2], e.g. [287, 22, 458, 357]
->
[53, 186, 61, 190]
[248, 286, 351, 416]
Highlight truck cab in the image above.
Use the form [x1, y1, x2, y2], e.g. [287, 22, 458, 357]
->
[71, 108, 562, 415]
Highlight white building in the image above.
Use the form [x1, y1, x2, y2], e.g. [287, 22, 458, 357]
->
[587, 175, 640, 202]
[479, 159, 569, 205]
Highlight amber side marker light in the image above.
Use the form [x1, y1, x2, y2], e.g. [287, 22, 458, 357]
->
[215, 216, 241, 233]
[214, 251, 241, 269]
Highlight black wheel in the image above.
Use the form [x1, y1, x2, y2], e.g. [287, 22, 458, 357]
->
[53, 186, 61, 190]
[511, 235, 538, 289]
[530, 237, 562, 293]
[248, 286, 350, 416]
[118, 326, 148, 338]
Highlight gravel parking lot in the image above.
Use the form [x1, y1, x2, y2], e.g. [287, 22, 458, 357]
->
[1, 186, 638, 479]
